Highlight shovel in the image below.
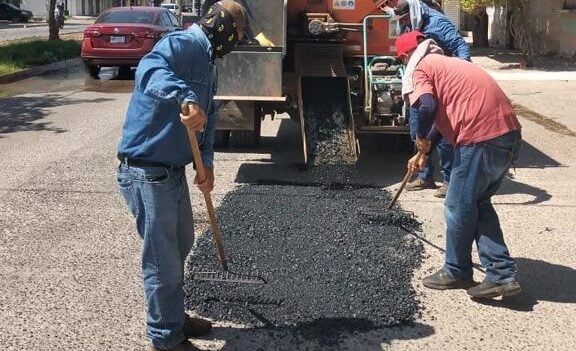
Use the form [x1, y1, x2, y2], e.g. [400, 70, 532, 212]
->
[183, 112, 266, 284]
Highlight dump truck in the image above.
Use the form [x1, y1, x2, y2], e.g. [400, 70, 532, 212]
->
[190, 0, 407, 166]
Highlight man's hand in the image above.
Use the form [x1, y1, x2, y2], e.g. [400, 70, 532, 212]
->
[408, 152, 428, 173]
[180, 102, 206, 131]
[415, 137, 432, 155]
[194, 166, 214, 193]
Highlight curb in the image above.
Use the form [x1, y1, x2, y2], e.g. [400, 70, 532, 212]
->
[0, 58, 83, 84]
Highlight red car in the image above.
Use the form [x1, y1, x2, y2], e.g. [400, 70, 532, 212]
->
[81, 7, 181, 77]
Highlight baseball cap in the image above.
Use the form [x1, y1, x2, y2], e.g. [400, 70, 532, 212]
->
[395, 30, 425, 57]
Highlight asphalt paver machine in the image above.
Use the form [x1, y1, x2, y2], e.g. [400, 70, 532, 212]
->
[213, 0, 407, 165]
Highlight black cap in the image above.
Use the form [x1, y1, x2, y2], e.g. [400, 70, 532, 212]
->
[395, 0, 409, 17]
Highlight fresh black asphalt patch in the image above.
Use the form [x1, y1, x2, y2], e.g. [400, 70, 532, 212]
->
[184, 182, 424, 340]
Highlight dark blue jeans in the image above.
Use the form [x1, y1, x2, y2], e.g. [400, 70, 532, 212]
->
[444, 130, 522, 283]
[409, 116, 453, 183]
[117, 164, 194, 349]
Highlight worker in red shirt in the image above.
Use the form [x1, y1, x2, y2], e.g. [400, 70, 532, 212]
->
[396, 31, 522, 299]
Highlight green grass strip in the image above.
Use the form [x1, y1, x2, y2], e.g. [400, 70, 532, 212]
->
[0, 39, 81, 76]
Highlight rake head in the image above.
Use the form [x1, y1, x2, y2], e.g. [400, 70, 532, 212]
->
[191, 269, 268, 284]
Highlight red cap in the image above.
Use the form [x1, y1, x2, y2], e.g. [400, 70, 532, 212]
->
[395, 31, 425, 57]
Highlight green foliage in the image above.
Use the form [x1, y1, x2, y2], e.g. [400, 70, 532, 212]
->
[459, 0, 506, 13]
[0, 39, 81, 76]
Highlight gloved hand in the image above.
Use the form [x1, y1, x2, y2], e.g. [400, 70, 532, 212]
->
[416, 137, 432, 155]
[407, 152, 428, 173]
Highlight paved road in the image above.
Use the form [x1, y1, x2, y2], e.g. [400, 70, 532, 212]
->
[0, 19, 93, 43]
[0, 59, 575, 350]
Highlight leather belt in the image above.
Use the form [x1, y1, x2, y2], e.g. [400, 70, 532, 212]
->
[117, 154, 177, 169]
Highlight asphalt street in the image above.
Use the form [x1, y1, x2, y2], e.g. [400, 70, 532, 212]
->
[0, 53, 575, 350]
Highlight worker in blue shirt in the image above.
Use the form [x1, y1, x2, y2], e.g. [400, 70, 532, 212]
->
[116, 2, 246, 350]
[389, 0, 470, 198]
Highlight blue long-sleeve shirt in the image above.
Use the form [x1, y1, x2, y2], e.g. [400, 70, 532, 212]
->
[421, 7, 471, 61]
[400, 2, 471, 61]
[118, 24, 218, 168]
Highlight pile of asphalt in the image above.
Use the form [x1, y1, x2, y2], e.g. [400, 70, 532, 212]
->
[184, 179, 424, 332]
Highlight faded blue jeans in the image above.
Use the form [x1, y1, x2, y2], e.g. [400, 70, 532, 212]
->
[444, 130, 522, 283]
[117, 163, 194, 349]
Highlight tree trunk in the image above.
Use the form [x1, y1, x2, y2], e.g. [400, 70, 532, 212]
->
[471, 6, 489, 48]
[48, 0, 59, 40]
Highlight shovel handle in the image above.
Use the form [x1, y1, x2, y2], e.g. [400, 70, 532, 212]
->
[387, 152, 423, 210]
[184, 123, 228, 271]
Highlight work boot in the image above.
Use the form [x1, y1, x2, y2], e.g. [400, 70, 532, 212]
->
[422, 268, 477, 290]
[149, 340, 201, 351]
[434, 182, 448, 198]
[183, 314, 212, 338]
[467, 279, 522, 299]
[405, 178, 436, 191]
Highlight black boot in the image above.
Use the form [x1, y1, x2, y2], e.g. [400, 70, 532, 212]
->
[423, 268, 477, 290]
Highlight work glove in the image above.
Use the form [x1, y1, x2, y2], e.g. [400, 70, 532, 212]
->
[415, 137, 432, 155]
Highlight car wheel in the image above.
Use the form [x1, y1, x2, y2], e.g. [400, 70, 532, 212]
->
[20, 16, 29, 23]
[84, 62, 100, 78]
[118, 65, 131, 77]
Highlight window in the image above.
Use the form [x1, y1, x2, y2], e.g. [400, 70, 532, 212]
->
[96, 10, 154, 24]
[565, 0, 576, 9]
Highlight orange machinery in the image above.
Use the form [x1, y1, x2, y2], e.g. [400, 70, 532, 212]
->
[213, 0, 407, 165]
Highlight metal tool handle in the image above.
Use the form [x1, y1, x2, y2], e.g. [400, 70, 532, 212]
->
[184, 124, 228, 271]
[387, 152, 423, 210]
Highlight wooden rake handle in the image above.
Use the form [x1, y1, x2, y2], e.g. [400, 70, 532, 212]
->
[184, 124, 229, 271]
[387, 152, 423, 210]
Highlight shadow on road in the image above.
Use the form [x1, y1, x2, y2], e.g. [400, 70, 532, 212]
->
[472, 257, 576, 312]
[498, 177, 552, 205]
[197, 319, 434, 351]
[0, 94, 113, 136]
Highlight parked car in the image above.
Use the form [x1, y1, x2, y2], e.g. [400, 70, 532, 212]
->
[81, 7, 181, 78]
[160, 3, 181, 17]
[0, 2, 33, 22]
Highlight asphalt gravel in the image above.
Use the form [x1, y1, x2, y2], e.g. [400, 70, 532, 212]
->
[302, 77, 357, 165]
[184, 177, 424, 343]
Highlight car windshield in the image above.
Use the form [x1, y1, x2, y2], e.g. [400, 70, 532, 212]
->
[96, 10, 156, 24]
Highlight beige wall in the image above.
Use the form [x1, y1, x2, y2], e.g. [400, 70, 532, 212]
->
[487, 0, 576, 56]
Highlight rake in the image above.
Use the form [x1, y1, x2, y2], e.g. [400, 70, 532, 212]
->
[184, 120, 266, 285]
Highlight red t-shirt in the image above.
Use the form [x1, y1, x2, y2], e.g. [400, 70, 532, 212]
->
[409, 54, 521, 146]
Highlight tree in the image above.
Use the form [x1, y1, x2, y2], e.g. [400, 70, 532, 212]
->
[459, 0, 494, 48]
[459, 0, 535, 64]
[47, 0, 59, 40]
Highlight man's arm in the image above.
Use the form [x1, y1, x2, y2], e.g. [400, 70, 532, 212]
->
[135, 39, 199, 105]
[411, 93, 440, 144]
[424, 15, 471, 61]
